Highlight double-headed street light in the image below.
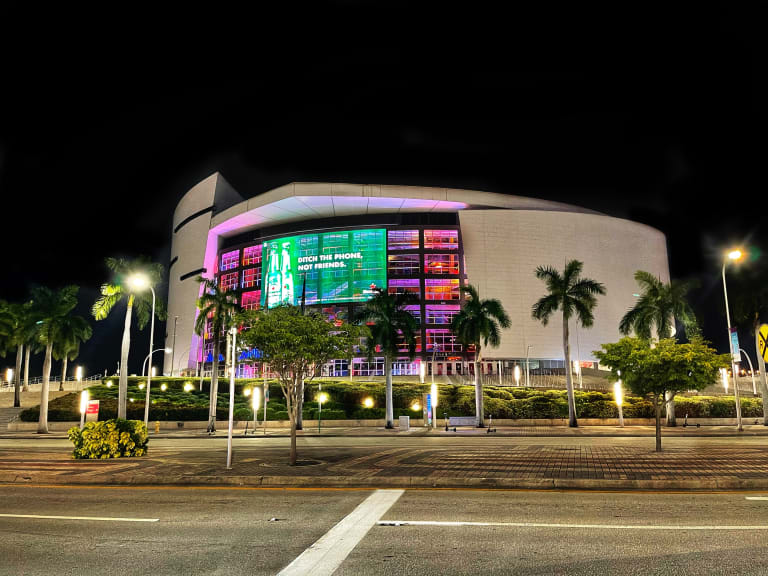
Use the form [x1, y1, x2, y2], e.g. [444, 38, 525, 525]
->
[722, 249, 743, 431]
[143, 348, 173, 376]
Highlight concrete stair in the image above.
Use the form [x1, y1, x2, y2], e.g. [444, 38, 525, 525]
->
[0, 407, 23, 427]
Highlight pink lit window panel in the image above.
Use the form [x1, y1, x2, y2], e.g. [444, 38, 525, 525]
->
[387, 230, 419, 250]
[388, 279, 420, 297]
[387, 254, 420, 276]
[425, 304, 461, 325]
[425, 279, 460, 301]
[424, 254, 460, 275]
[221, 250, 240, 271]
[219, 272, 238, 292]
[241, 267, 261, 289]
[241, 290, 261, 311]
[396, 332, 422, 353]
[403, 304, 421, 324]
[423, 229, 459, 250]
[242, 245, 262, 266]
[426, 329, 462, 352]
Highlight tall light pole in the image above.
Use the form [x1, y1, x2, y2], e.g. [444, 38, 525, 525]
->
[525, 345, 533, 388]
[723, 249, 743, 431]
[128, 274, 156, 429]
[740, 348, 758, 395]
[226, 326, 237, 469]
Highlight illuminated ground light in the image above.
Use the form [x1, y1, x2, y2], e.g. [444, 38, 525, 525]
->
[160, 383, 167, 391]
[411, 401, 421, 412]
[362, 397, 374, 408]
[183, 382, 194, 392]
[138, 383, 145, 390]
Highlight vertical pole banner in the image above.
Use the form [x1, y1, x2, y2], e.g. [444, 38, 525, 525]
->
[426, 393, 433, 427]
[730, 327, 742, 363]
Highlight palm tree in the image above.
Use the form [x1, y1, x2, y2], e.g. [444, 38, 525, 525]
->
[194, 276, 240, 433]
[0, 301, 15, 398]
[355, 289, 419, 429]
[619, 270, 698, 426]
[451, 284, 510, 427]
[52, 314, 93, 391]
[2, 301, 34, 407]
[532, 260, 606, 428]
[92, 257, 166, 419]
[29, 285, 79, 433]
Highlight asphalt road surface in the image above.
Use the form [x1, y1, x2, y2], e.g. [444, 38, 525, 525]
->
[3, 485, 768, 575]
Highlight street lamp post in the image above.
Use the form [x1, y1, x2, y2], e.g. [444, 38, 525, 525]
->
[226, 326, 237, 469]
[143, 348, 172, 376]
[170, 316, 178, 376]
[614, 379, 624, 428]
[722, 250, 743, 432]
[127, 274, 157, 429]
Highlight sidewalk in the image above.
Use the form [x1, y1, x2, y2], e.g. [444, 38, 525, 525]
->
[4, 428, 768, 491]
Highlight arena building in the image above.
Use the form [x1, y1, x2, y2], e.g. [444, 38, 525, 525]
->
[163, 173, 669, 380]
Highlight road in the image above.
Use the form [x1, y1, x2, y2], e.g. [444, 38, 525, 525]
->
[3, 484, 768, 575]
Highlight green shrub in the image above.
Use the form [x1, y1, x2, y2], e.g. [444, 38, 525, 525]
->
[67, 419, 148, 459]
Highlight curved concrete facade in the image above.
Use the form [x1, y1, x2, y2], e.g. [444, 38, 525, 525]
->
[164, 174, 668, 375]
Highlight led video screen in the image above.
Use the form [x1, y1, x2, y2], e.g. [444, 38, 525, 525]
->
[260, 229, 387, 307]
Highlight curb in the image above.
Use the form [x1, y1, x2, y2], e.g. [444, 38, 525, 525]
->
[4, 471, 768, 492]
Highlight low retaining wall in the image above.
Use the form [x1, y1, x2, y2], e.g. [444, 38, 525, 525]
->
[8, 417, 765, 432]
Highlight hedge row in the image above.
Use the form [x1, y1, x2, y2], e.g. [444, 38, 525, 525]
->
[21, 378, 766, 422]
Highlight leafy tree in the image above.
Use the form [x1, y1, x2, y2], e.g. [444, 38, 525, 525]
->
[0, 301, 18, 404]
[355, 289, 419, 429]
[619, 270, 698, 426]
[239, 306, 357, 464]
[594, 337, 729, 451]
[532, 260, 605, 427]
[29, 285, 79, 433]
[193, 276, 240, 433]
[52, 314, 93, 391]
[92, 257, 166, 419]
[451, 284, 510, 427]
[729, 252, 768, 425]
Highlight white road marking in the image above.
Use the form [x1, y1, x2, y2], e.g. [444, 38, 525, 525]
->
[0, 513, 158, 523]
[278, 489, 404, 576]
[745, 497, 768, 501]
[377, 520, 768, 530]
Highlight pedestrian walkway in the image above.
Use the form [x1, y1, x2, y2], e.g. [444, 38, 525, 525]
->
[4, 432, 768, 491]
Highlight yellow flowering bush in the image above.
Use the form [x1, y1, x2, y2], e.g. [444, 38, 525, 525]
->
[68, 419, 149, 459]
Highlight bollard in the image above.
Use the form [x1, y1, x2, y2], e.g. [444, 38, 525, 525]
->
[155, 421, 160, 434]
[683, 413, 688, 427]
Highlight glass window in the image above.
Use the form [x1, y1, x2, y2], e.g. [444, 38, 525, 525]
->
[219, 272, 238, 292]
[352, 357, 385, 377]
[426, 329, 462, 352]
[388, 279, 420, 297]
[242, 245, 262, 267]
[424, 253, 460, 275]
[241, 290, 261, 311]
[425, 279, 460, 301]
[396, 331, 422, 353]
[220, 250, 240, 271]
[424, 229, 459, 250]
[392, 359, 420, 376]
[387, 229, 419, 250]
[403, 305, 421, 325]
[242, 267, 261, 289]
[425, 304, 461, 325]
[388, 254, 420, 276]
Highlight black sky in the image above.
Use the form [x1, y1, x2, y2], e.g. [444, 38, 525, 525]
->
[1, 3, 765, 376]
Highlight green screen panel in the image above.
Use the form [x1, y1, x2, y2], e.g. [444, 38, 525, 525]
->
[261, 229, 387, 307]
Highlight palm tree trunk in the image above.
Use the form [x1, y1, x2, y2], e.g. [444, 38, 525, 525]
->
[563, 317, 577, 427]
[208, 332, 220, 433]
[385, 354, 394, 429]
[38, 342, 53, 434]
[23, 346, 30, 392]
[118, 296, 134, 419]
[14, 344, 23, 408]
[755, 321, 768, 426]
[475, 345, 484, 427]
[665, 391, 676, 426]
[60, 356, 68, 392]
[655, 394, 662, 452]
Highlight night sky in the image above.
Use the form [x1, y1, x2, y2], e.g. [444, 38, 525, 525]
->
[1, 4, 764, 377]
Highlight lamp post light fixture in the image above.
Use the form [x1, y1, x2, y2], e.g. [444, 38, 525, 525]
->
[252, 386, 260, 433]
[430, 382, 438, 427]
[721, 368, 729, 393]
[79, 389, 89, 429]
[614, 380, 624, 428]
[75, 366, 82, 386]
[128, 273, 157, 429]
[5, 368, 12, 388]
[722, 249, 744, 431]
[143, 348, 172, 377]
[317, 389, 329, 434]
[513, 364, 521, 387]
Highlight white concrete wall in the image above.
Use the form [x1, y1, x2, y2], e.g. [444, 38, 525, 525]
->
[459, 210, 669, 363]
